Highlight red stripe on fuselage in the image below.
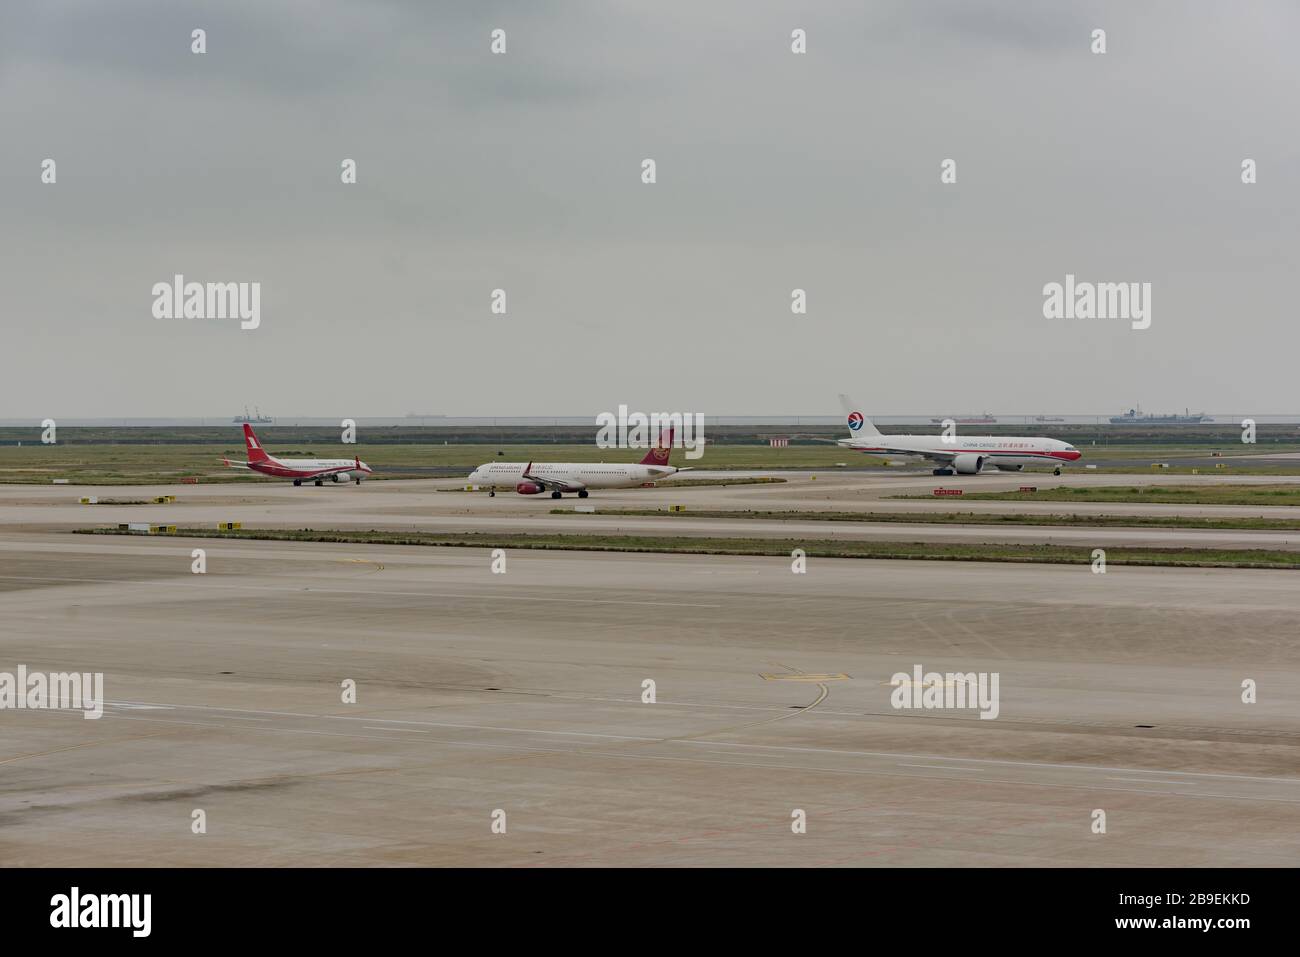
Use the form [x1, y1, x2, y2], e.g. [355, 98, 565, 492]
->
[855, 448, 1080, 461]
[250, 461, 373, 479]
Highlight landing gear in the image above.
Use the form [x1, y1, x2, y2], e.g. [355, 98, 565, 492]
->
[1053, 468, 1061, 476]
[355, 477, 361, 485]
[932, 468, 954, 476]
[314, 479, 323, 486]
[488, 490, 495, 497]
[551, 490, 562, 499]
[293, 479, 301, 486]
[578, 490, 589, 499]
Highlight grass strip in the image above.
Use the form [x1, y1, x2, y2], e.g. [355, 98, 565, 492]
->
[561, 508, 1300, 531]
[78, 526, 1300, 569]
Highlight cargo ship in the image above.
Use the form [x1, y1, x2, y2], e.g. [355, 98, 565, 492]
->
[1109, 407, 1212, 425]
[930, 412, 998, 425]
[233, 406, 274, 424]
[1034, 415, 1065, 423]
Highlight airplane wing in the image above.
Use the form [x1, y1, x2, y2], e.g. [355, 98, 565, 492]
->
[521, 464, 585, 491]
[301, 465, 358, 479]
[222, 457, 253, 470]
[903, 448, 958, 464]
[837, 442, 958, 464]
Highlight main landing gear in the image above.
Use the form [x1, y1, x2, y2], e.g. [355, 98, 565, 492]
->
[1053, 468, 1062, 476]
[551, 491, 562, 499]
[314, 479, 323, 486]
[488, 490, 496, 497]
[293, 479, 301, 486]
[932, 468, 955, 476]
[578, 490, 589, 498]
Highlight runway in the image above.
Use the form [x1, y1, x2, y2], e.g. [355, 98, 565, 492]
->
[5, 472, 1300, 550]
[1, 529, 1297, 866]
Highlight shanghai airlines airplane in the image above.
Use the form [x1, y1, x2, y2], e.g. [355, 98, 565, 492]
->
[836, 395, 1081, 475]
[469, 429, 688, 498]
[224, 424, 373, 486]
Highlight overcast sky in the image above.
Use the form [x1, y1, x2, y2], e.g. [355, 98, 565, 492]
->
[2, 1, 1297, 418]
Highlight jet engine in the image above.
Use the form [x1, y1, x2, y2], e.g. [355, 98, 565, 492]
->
[516, 481, 544, 495]
[997, 463, 1024, 472]
[951, 453, 985, 474]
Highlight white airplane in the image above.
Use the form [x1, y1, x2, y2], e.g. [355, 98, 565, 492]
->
[224, 424, 373, 486]
[836, 395, 1081, 475]
[469, 428, 689, 498]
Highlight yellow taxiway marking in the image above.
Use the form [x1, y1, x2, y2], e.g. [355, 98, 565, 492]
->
[760, 673, 849, 682]
[0, 729, 180, 767]
[664, 664, 840, 742]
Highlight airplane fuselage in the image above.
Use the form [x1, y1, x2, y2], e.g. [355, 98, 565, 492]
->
[840, 434, 1081, 472]
[249, 456, 373, 481]
[470, 461, 677, 493]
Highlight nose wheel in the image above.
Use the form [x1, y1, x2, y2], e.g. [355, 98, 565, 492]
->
[488, 490, 495, 497]
[1053, 468, 1061, 476]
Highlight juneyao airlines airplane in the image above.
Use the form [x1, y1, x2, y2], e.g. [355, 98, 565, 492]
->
[836, 395, 1081, 475]
[469, 428, 689, 498]
[224, 424, 373, 486]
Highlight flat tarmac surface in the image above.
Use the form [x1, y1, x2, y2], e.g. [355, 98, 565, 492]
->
[0, 522, 1294, 868]
[8, 470, 1300, 540]
[1, 504, 1298, 865]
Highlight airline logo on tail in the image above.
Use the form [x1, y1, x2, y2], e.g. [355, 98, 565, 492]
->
[847, 411, 865, 432]
[242, 423, 270, 462]
[639, 427, 675, 466]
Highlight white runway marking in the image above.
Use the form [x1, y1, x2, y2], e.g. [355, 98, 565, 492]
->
[0, 574, 721, 609]
[678, 740, 1300, 784]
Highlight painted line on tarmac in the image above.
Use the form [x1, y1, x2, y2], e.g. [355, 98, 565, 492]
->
[0, 574, 721, 608]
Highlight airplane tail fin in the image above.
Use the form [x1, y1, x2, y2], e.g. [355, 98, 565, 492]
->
[639, 426, 675, 466]
[242, 423, 271, 463]
[838, 394, 882, 438]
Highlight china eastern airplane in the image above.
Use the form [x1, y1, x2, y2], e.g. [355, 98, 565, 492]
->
[469, 428, 688, 498]
[836, 395, 1081, 475]
[224, 424, 373, 486]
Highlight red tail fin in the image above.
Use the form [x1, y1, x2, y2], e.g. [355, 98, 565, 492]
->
[639, 426, 675, 466]
[243, 423, 270, 463]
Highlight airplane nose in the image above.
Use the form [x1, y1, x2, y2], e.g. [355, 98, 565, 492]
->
[1062, 450, 1082, 461]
